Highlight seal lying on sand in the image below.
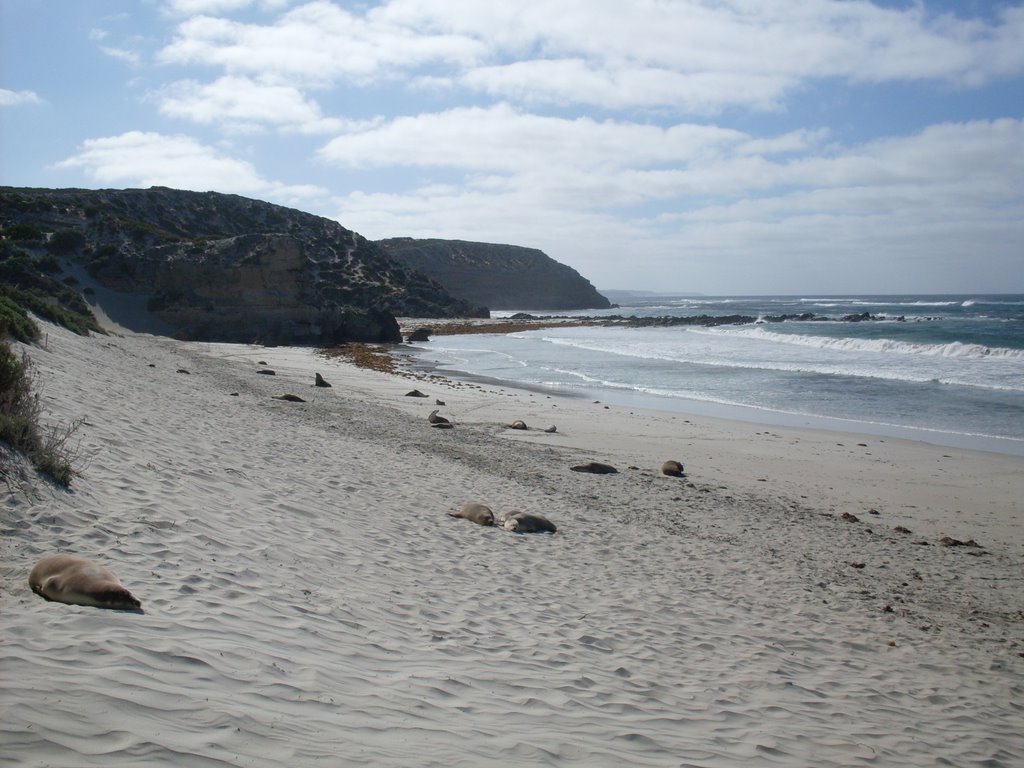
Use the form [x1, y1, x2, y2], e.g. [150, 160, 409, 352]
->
[502, 511, 558, 534]
[29, 555, 142, 611]
[507, 420, 528, 430]
[570, 461, 618, 474]
[447, 502, 495, 526]
[661, 460, 685, 477]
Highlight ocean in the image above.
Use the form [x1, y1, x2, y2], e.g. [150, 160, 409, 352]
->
[408, 295, 1024, 456]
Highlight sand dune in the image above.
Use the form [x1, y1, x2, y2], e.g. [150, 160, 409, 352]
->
[2, 321, 1022, 766]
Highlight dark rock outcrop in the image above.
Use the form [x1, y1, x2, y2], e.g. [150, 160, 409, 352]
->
[377, 237, 610, 311]
[0, 187, 485, 344]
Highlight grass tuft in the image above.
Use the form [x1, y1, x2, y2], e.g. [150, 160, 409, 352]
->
[0, 339, 81, 487]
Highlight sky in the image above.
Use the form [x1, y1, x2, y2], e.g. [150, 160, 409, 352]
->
[1, 0, 1023, 295]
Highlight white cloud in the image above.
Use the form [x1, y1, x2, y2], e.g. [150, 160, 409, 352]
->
[158, 1, 484, 86]
[0, 88, 43, 107]
[373, 0, 1024, 109]
[329, 118, 1024, 293]
[155, 76, 344, 133]
[318, 103, 747, 174]
[99, 46, 141, 65]
[54, 131, 327, 202]
[163, 0, 284, 15]
[150, 0, 1024, 117]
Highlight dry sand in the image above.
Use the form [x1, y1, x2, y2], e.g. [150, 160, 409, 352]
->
[2, 320, 1022, 767]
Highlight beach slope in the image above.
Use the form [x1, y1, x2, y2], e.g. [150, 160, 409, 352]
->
[1, 322, 1021, 767]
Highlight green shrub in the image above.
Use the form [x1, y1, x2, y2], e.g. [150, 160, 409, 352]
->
[0, 296, 40, 343]
[47, 229, 87, 255]
[1, 223, 44, 241]
[0, 285, 98, 337]
[35, 253, 62, 273]
[0, 340, 80, 487]
[0, 341, 40, 453]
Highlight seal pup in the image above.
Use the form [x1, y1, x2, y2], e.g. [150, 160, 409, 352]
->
[661, 460, 685, 477]
[428, 409, 450, 425]
[503, 512, 557, 534]
[447, 502, 495, 526]
[29, 555, 142, 611]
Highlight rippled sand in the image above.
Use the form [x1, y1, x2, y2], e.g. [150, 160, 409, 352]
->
[2, 322, 1022, 767]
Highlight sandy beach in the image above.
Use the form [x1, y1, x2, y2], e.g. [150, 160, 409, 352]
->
[2, 319, 1022, 767]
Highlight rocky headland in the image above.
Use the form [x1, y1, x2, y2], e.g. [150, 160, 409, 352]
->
[377, 237, 611, 311]
[0, 187, 485, 344]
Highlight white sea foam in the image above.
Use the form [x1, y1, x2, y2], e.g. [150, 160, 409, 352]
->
[705, 326, 1024, 361]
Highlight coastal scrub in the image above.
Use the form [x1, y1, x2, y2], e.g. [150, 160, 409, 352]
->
[0, 339, 80, 486]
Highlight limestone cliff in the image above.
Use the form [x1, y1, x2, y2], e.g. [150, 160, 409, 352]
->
[0, 187, 484, 344]
[377, 238, 611, 311]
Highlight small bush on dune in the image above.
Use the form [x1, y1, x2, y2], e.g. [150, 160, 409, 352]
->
[0, 296, 41, 343]
[0, 339, 81, 487]
[0, 341, 40, 452]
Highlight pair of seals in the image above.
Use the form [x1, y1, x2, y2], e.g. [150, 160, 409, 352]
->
[497, 510, 558, 534]
[448, 504, 557, 534]
[29, 555, 142, 611]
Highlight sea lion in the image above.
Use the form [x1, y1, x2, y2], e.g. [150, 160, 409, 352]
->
[507, 420, 528, 430]
[29, 555, 142, 611]
[405, 389, 428, 398]
[273, 393, 306, 402]
[428, 409, 450, 425]
[315, 372, 332, 388]
[570, 461, 618, 474]
[447, 502, 495, 526]
[503, 512, 557, 534]
[543, 425, 557, 433]
[661, 460, 685, 477]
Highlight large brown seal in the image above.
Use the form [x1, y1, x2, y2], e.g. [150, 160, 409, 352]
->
[502, 511, 557, 534]
[447, 502, 495, 526]
[29, 555, 142, 611]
